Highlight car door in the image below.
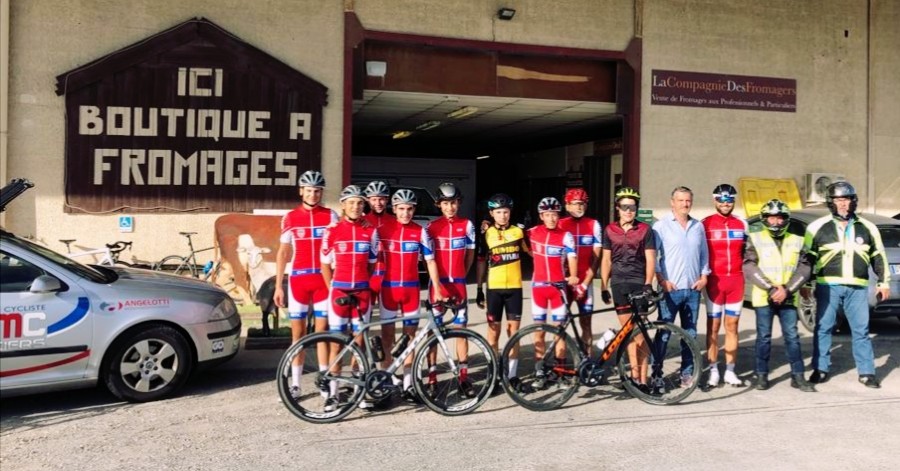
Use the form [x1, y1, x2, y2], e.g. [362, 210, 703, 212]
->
[0, 248, 93, 388]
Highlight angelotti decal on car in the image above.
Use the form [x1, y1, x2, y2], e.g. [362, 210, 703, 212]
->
[99, 298, 172, 312]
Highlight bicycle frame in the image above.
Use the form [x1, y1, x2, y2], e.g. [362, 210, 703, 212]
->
[68, 246, 115, 266]
[326, 301, 462, 389]
[543, 285, 661, 374]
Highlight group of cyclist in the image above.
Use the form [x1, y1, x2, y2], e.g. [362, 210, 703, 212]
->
[272, 169, 891, 412]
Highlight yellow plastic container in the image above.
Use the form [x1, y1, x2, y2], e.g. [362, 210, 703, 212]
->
[737, 177, 803, 217]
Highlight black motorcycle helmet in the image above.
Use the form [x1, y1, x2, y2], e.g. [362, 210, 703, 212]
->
[826, 181, 858, 220]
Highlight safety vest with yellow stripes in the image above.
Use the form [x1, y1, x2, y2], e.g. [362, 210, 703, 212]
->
[749, 227, 804, 307]
[804, 215, 890, 287]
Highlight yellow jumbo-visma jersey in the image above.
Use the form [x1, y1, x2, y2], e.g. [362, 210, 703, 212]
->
[482, 225, 526, 289]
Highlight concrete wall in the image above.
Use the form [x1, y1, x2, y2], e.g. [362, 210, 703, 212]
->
[5, 0, 344, 260]
[639, 0, 896, 218]
[4, 0, 898, 264]
[870, 0, 900, 214]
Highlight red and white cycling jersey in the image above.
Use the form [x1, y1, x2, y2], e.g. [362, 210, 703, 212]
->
[320, 219, 379, 289]
[364, 211, 390, 276]
[280, 205, 339, 275]
[528, 225, 576, 284]
[701, 213, 748, 277]
[378, 219, 435, 287]
[559, 216, 602, 279]
[426, 217, 475, 283]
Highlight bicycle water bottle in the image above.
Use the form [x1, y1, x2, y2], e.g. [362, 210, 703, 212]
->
[391, 334, 410, 358]
[203, 260, 214, 275]
[595, 328, 617, 351]
[370, 336, 385, 362]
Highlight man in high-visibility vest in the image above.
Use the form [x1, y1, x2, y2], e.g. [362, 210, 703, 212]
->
[804, 182, 890, 389]
[744, 199, 814, 392]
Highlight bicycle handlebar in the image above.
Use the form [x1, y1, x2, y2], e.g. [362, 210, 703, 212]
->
[105, 241, 132, 254]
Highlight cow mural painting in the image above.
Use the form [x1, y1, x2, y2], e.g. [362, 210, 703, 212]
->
[214, 213, 287, 336]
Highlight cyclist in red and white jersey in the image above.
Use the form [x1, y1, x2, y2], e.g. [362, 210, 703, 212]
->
[702, 183, 748, 387]
[320, 185, 379, 411]
[274, 170, 339, 399]
[364, 181, 391, 299]
[425, 182, 476, 396]
[528, 197, 579, 388]
[378, 189, 445, 400]
[559, 187, 602, 352]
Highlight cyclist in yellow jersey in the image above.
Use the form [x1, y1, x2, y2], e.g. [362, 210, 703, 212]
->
[475, 193, 530, 391]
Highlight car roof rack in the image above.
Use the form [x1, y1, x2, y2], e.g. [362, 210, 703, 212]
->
[0, 178, 35, 213]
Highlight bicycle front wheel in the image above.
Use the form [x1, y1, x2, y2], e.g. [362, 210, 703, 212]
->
[616, 321, 702, 405]
[276, 332, 368, 424]
[500, 323, 583, 412]
[412, 329, 496, 416]
[155, 255, 196, 277]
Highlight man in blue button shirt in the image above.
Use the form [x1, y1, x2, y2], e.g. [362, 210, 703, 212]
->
[653, 186, 711, 388]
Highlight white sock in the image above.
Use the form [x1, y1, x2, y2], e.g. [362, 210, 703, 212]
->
[329, 378, 338, 397]
[726, 363, 735, 372]
[318, 364, 327, 372]
[292, 365, 302, 387]
[403, 368, 412, 391]
[508, 359, 519, 378]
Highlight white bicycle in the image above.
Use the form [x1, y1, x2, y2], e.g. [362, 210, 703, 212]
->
[60, 239, 133, 266]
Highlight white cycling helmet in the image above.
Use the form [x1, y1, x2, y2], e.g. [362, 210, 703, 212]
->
[364, 180, 391, 197]
[298, 170, 325, 188]
[339, 184, 366, 202]
[391, 189, 418, 206]
[537, 197, 562, 213]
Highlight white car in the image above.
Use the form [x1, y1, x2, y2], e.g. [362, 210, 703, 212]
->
[1, 179, 241, 402]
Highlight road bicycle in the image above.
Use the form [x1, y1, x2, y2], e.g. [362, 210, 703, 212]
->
[60, 239, 133, 266]
[153, 232, 220, 280]
[500, 283, 702, 411]
[277, 294, 497, 424]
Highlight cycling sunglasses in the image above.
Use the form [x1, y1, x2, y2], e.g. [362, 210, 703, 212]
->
[617, 204, 638, 212]
[714, 194, 735, 204]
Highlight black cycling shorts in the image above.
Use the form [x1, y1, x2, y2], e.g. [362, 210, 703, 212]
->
[612, 282, 645, 313]
[486, 288, 523, 323]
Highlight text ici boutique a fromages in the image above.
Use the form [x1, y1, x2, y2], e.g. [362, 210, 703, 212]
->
[79, 67, 315, 187]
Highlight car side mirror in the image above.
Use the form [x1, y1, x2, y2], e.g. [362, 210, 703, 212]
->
[30, 275, 63, 293]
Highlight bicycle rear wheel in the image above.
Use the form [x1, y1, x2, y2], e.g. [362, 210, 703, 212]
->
[155, 255, 197, 277]
[616, 321, 701, 405]
[276, 332, 368, 424]
[412, 329, 496, 416]
[500, 324, 583, 412]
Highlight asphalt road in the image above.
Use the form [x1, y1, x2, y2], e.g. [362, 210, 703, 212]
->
[2, 301, 899, 471]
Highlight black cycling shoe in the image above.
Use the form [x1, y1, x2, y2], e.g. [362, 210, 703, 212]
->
[458, 379, 477, 398]
[401, 388, 422, 404]
[809, 370, 829, 384]
[859, 375, 881, 389]
[508, 377, 533, 394]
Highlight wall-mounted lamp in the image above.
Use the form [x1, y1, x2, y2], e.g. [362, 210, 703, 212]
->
[447, 106, 478, 119]
[497, 8, 516, 20]
[366, 61, 387, 77]
[392, 130, 412, 139]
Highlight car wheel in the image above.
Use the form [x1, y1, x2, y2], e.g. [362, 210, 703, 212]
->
[104, 325, 194, 402]
[798, 297, 816, 333]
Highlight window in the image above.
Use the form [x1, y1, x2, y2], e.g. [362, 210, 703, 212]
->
[0, 252, 47, 293]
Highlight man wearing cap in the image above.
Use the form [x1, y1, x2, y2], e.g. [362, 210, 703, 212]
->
[804, 181, 891, 389]
[702, 184, 748, 387]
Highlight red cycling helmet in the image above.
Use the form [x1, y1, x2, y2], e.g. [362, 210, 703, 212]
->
[564, 188, 589, 204]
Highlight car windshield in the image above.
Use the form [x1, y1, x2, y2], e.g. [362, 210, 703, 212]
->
[3, 233, 114, 283]
[879, 226, 900, 249]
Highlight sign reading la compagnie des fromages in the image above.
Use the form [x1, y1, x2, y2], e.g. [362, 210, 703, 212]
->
[651, 70, 795, 113]
[55, 19, 327, 213]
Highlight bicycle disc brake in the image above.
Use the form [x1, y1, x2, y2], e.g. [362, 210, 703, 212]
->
[577, 359, 605, 387]
[364, 371, 394, 400]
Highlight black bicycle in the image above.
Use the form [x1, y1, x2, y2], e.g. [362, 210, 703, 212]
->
[277, 294, 496, 424]
[500, 283, 702, 411]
